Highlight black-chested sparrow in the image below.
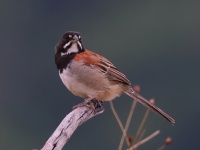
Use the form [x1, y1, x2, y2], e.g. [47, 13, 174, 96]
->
[55, 31, 175, 124]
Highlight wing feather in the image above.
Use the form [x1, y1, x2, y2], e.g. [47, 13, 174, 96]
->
[98, 58, 131, 85]
[74, 50, 131, 85]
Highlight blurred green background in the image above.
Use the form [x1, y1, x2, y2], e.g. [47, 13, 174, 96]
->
[1, 0, 200, 149]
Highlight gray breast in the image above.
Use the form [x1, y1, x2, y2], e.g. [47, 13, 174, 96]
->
[68, 61, 110, 91]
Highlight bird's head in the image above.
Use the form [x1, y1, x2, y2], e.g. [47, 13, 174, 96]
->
[55, 31, 85, 56]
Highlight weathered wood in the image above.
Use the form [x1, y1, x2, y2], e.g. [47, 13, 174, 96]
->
[41, 100, 104, 150]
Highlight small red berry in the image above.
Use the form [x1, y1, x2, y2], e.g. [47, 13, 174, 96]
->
[133, 85, 140, 93]
[149, 98, 155, 104]
[165, 137, 172, 145]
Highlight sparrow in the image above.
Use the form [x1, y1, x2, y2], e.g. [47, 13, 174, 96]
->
[55, 31, 175, 124]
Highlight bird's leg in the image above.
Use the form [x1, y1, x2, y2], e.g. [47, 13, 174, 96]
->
[91, 100, 104, 112]
[72, 98, 93, 110]
[72, 98, 104, 114]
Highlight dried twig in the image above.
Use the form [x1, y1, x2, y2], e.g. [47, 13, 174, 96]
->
[137, 129, 146, 142]
[118, 100, 137, 150]
[109, 101, 124, 133]
[134, 98, 155, 143]
[134, 109, 150, 142]
[127, 130, 160, 150]
[41, 100, 104, 150]
[109, 101, 130, 146]
[157, 137, 172, 150]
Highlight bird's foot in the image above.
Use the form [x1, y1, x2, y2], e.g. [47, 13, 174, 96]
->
[72, 98, 104, 114]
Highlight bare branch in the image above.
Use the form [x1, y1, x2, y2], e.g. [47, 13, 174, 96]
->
[109, 101, 130, 146]
[134, 109, 150, 142]
[41, 100, 104, 150]
[127, 130, 160, 150]
[137, 129, 146, 142]
[118, 100, 137, 150]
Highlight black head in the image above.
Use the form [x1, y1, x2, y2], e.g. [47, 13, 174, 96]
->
[55, 31, 85, 73]
[55, 31, 85, 56]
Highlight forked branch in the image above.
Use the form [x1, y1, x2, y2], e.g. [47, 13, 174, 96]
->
[41, 100, 104, 150]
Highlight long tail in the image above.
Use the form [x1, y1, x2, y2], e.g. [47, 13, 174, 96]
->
[124, 88, 175, 124]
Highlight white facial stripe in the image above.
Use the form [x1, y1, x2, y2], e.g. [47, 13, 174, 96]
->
[61, 52, 68, 56]
[63, 41, 71, 49]
[61, 41, 81, 56]
[66, 43, 79, 55]
[77, 41, 82, 49]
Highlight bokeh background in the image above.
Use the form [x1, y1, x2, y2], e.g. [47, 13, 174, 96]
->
[1, 0, 200, 149]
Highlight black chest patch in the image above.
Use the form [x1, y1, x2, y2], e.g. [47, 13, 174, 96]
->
[55, 53, 76, 73]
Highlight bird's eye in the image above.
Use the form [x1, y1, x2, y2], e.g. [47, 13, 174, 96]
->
[68, 35, 72, 38]
[78, 35, 81, 39]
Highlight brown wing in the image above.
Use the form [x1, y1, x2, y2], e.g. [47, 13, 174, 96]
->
[74, 50, 131, 85]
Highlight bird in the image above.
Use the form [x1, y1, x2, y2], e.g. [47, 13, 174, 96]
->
[55, 31, 175, 124]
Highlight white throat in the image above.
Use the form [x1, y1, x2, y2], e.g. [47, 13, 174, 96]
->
[61, 42, 79, 56]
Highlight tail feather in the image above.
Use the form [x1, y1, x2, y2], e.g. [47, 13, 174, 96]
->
[124, 89, 175, 124]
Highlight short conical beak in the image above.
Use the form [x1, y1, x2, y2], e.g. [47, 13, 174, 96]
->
[72, 35, 78, 42]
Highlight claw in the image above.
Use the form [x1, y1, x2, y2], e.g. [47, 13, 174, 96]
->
[72, 99, 104, 114]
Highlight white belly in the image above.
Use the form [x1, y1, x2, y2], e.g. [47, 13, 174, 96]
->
[59, 61, 124, 101]
[59, 68, 98, 98]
